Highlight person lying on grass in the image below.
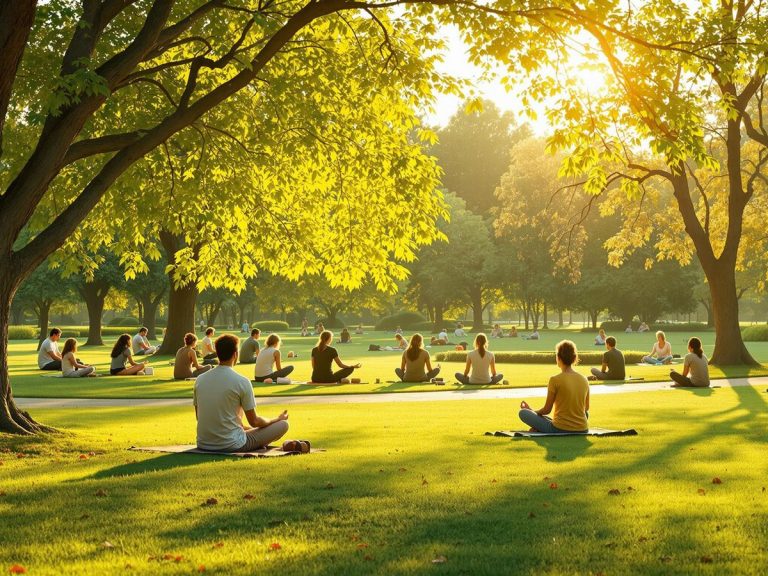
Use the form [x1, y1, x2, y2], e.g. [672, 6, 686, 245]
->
[670, 337, 710, 388]
[174, 333, 212, 380]
[311, 330, 361, 383]
[589, 336, 626, 381]
[519, 340, 589, 433]
[642, 330, 673, 365]
[38, 327, 63, 370]
[454, 333, 503, 385]
[61, 338, 95, 378]
[254, 333, 294, 383]
[395, 333, 441, 383]
[194, 334, 289, 452]
[109, 334, 146, 376]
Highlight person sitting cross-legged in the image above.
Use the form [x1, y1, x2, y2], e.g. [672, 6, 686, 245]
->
[642, 330, 673, 365]
[61, 338, 95, 378]
[201, 327, 218, 365]
[194, 334, 289, 452]
[238, 328, 261, 364]
[670, 337, 710, 388]
[174, 333, 213, 380]
[109, 334, 146, 376]
[253, 333, 294, 382]
[395, 333, 441, 382]
[311, 330, 361, 383]
[589, 336, 626, 381]
[132, 327, 157, 356]
[38, 328, 64, 370]
[455, 333, 503, 385]
[519, 340, 590, 433]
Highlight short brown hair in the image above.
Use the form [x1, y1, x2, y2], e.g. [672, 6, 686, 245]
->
[251, 328, 260, 337]
[606, 336, 616, 347]
[205, 327, 215, 336]
[556, 340, 578, 366]
[215, 334, 239, 362]
[184, 333, 197, 346]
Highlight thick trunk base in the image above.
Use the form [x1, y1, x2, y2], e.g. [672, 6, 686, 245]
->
[158, 282, 197, 355]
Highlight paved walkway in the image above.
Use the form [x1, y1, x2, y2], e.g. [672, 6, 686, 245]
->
[14, 376, 768, 409]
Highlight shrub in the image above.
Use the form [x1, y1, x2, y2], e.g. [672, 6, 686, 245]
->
[375, 311, 427, 331]
[434, 350, 647, 364]
[60, 330, 81, 338]
[316, 317, 345, 329]
[252, 320, 290, 332]
[409, 321, 438, 333]
[8, 326, 37, 340]
[108, 316, 139, 327]
[742, 325, 768, 341]
[101, 327, 139, 337]
[595, 321, 711, 333]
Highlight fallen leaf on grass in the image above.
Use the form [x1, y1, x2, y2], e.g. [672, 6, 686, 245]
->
[697, 488, 706, 495]
[16, 453, 24, 459]
[356, 543, 369, 549]
[627, 486, 634, 491]
[422, 477, 429, 486]
[432, 555, 447, 564]
[269, 542, 282, 551]
[102, 541, 115, 549]
[94, 489, 108, 497]
[659, 556, 672, 563]
[324, 483, 335, 490]
[79, 454, 88, 460]
[712, 477, 723, 484]
[490, 479, 497, 484]
[608, 489, 621, 495]
[212, 542, 224, 549]
[9, 565, 26, 574]
[398, 467, 407, 472]
[243, 494, 256, 500]
[700, 556, 713, 564]
[198, 565, 206, 573]
[201, 498, 218, 507]
[528, 512, 536, 519]
[549, 483, 558, 490]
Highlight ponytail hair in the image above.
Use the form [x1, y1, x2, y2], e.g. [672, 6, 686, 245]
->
[688, 337, 703, 358]
[474, 333, 488, 358]
[318, 330, 333, 351]
[406, 333, 423, 361]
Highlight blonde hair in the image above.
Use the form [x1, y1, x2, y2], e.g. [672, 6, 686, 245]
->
[656, 330, 666, 343]
[317, 330, 333, 351]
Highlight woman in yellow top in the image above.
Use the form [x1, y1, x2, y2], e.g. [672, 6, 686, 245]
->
[518, 340, 590, 433]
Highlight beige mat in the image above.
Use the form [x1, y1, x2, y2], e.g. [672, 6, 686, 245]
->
[129, 444, 322, 458]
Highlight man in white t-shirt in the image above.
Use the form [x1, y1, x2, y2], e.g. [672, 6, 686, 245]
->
[194, 334, 290, 452]
[38, 328, 63, 370]
[201, 327, 218, 364]
[132, 327, 157, 356]
[438, 329, 449, 344]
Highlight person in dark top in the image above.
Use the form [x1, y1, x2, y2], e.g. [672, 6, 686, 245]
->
[311, 330, 361, 383]
[339, 327, 351, 343]
[589, 336, 626, 381]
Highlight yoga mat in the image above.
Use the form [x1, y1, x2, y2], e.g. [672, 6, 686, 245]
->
[40, 373, 103, 378]
[485, 428, 638, 438]
[304, 381, 369, 386]
[252, 380, 310, 385]
[128, 444, 323, 458]
[636, 360, 682, 366]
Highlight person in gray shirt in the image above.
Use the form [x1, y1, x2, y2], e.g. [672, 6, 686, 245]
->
[670, 337, 710, 387]
[238, 328, 261, 364]
[589, 336, 626, 381]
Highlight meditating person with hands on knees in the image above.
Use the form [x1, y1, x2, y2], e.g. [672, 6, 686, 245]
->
[132, 327, 157, 356]
[519, 340, 590, 433]
[174, 333, 212, 380]
[61, 338, 94, 378]
[109, 334, 146, 376]
[38, 327, 64, 370]
[642, 330, 673, 365]
[194, 334, 290, 452]
[253, 333, 294, 382]
[395, 333, 441, 382]
[311, 330, 361, 383]
[670, 337, 710, 388]
[455, 333, 503, 385]
[589, 336, 625, 381]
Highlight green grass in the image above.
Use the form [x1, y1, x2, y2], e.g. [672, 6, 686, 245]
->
[8, 330, 768, 399]
[1, 386, 767, 574]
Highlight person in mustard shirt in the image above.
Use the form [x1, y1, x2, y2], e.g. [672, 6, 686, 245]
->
[518, 340, 590, 433]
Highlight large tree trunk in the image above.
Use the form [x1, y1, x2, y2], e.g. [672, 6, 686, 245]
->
[589, 310, 598, 329]
[468, 288, 484, 330]
[157, 282, 197, 355]
[707, 265, 756, 365]
[35, 299, 51, 350]
[542, 302, 548, 329]
[700, 297, 714, 328]
[11, 301, 24, 325]
[140, 294, 162, 340]
[78, 282, 109, 346]
[0, 264, 55, 435]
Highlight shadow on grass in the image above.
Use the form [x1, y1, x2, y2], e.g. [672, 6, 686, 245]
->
[522, 435, 593, 462]
[91, 452, 235, 479]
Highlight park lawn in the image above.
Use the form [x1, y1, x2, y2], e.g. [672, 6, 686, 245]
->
[1, 386, 767, 575]
[8, 332, 768, 399]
